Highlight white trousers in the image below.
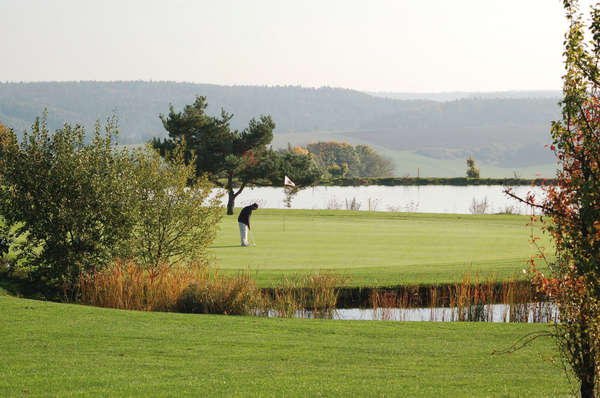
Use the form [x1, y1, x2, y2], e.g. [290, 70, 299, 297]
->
[239, 222, 249, 246]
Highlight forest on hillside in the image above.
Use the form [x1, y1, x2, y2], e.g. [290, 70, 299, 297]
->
[0, 81, 560, 169]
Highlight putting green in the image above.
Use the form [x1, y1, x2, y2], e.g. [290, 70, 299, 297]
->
[209, 209, 551, 287]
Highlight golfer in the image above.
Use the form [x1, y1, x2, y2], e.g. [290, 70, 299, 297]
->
[238, 203, 258, 247]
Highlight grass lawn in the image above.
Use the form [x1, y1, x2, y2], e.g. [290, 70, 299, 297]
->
[0, 295, 571, 397]
[210, 209, 551, 287]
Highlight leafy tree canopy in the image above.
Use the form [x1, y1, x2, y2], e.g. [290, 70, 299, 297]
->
[505, 2, 600, 396]
[466, 156, 480, 178]
[305, 141, 393, 178]
[153, 96, 320, 214]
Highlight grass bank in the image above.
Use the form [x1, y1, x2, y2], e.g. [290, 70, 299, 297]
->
[0, 295, 570, 397]
[210, 209, 551, 288]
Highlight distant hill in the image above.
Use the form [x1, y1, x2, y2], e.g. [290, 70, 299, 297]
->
[0, 81, 431, 143]
[347, 97, 560, 167]
[0, 81, 561, 175]
[369, 90, 561, 101]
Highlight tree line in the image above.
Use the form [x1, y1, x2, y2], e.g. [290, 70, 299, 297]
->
[303, 141, 394, 178]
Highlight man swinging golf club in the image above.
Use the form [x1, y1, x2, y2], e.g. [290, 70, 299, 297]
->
[238, 203, 258, 247]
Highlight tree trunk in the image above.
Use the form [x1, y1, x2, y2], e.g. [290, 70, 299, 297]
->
[226, 175, 235, 215]
[226, 177, 246, 215]
[227, 189, 235, 215]
[578, 316, 596, 398]
[580, 379, 594, 398]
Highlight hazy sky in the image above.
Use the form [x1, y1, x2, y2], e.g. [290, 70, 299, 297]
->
[1, 0, 568, 92]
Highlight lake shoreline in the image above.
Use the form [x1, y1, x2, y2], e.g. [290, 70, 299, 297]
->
[223, 184, 547, 214]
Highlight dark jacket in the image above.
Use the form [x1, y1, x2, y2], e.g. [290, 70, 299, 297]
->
[238, 205, 255, 228]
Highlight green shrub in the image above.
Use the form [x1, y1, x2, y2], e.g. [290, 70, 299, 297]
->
[0, 115, 139, 296]
[125, 144, 223, 273]
[0, 115, 224, 297]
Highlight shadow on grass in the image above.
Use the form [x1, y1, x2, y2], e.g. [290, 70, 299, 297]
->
[0, 278, 25, 296]
[210, 245, 243, 249]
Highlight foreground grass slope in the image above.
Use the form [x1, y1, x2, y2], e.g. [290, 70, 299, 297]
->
[1, 296, 569, 397]
[210, 210, 551, 287]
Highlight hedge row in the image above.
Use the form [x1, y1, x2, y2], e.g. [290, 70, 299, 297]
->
[317, 177, 556, 187]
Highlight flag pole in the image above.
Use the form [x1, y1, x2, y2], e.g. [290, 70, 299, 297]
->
[283, 176, 296, 233]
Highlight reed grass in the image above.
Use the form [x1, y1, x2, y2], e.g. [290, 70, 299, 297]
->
[175, 268, 264, 315]
[269, 272, 345, 318]
[79, 260, 265, 315]
[79, 262, 552, 323]
[78, 261, 345, 319]
[450, 273, 497, 321]
[78, 259, 198, 311]
[369, 290, 398, 320]
[368, 273, 554, 322]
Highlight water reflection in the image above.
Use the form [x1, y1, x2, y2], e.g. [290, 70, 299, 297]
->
[267, 303, 557, 323]
[334, 303, 557, 323]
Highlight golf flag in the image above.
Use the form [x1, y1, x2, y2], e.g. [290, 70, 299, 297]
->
[284, 175, 295, 187]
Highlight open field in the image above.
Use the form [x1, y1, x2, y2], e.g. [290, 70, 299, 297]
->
[210, 209, 551, 287]
[0, 295, 570, 397]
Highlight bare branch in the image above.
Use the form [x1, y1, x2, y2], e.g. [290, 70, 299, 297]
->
[503, 188, 548, 211]
[491, 330, 555, 355]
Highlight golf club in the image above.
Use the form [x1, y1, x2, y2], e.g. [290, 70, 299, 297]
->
[249, 228, 257, 246]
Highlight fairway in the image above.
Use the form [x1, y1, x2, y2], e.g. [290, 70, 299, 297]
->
[0, 295, 570, 397]
[210, 209, 550, 287]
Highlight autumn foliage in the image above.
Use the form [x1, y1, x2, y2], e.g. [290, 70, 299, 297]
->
[507, 2, 600, 396]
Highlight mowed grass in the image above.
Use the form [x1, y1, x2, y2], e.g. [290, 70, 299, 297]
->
[0, 295, 571, 397]
[210, 209, 551, 287]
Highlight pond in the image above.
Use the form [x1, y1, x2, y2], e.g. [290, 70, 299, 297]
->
[268, 303, 557, 323]
[223, 185, 546, 214]
[334, 303, 556, 323]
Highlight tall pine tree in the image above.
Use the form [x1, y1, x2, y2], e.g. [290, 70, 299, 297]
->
[154, 96, 320, 214]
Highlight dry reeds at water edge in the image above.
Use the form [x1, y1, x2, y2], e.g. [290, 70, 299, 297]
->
[78, 260, 265, 314]
[176, 269, 264, 315]
[178, 271, 345, 318]
[268, 273, 347, 318]
[369, 272, 552, 322]
[78, 259, 202, 312]
[77, 260, 344, 317]
[78, 265, 551, 322]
